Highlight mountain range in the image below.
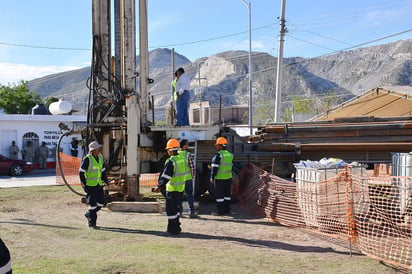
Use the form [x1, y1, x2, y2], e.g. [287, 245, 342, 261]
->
[28, 39, 412, 120]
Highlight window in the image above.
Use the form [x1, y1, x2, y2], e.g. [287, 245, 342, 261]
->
[22, 132, 39, 162]
[193, 109, 200, 123]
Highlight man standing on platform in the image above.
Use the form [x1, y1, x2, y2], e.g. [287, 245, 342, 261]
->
[175, 67, 191, 126]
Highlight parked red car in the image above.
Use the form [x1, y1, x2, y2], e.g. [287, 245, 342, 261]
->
[0, 154, 33, 176]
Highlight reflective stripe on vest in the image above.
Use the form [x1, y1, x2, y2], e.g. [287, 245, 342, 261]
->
[84, 154, 104, 186]
[178, 150, 192, 181]
[166, 154, 186, 192]
[215, 150, 233, 180]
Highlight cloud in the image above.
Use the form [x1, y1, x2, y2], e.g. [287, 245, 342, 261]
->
[220, 39, 267, 51]
[0, 63, 82, 85]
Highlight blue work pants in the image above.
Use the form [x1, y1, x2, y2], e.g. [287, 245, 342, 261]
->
[176, 91, 190, 126]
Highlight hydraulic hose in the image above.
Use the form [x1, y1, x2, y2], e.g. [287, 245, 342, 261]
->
[57, 132, 86, 197]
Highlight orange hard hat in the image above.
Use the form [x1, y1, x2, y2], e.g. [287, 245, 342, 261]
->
[165, 139, 180, 150]
[215, 137, 228, 146]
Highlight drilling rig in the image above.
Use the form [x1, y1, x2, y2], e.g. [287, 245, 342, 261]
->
[85, 0, 226, 201]
[76, 0, 297, 203]
[88, 0, 145, 200]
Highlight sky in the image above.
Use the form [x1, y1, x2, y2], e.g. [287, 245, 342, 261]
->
[0, 0, 411, 85]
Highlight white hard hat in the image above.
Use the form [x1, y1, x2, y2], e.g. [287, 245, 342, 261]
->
[88, 141, 102, 152]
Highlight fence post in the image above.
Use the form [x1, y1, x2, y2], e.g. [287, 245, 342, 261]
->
[345, 166, 357, 256]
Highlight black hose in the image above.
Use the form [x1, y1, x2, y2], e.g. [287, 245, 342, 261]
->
[57, 132, 85, 197]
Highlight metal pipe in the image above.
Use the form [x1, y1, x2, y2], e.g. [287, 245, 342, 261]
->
[139, 0, 149, 124]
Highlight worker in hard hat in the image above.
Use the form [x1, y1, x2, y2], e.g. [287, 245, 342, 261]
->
[157, 139, 186, 235]
[79, 141, 109, 229]
[179, 139, 196, 218]
[210, 137, 233, 216]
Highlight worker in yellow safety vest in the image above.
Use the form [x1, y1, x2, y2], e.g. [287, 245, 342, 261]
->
[79, 141, 109, 229]
[157, 139, 186, 235]
[210, 137, 233, 215]
[171, 71, 178, 103]
[169, 72, 178, 124]
[179, 139, 196, 218]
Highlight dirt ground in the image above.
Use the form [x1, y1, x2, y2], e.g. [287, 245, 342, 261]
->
[0, 185, 403, 273]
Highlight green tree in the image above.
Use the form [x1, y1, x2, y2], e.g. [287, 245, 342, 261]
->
[253, 97, 276, 125]
[45, 96, 59, 109]
[292, 95, 315, 114]
[0, 81, 42, 114]
[316, 91, 343, 114]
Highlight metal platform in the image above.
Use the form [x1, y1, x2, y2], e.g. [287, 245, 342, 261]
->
[149, 125, 221, 141]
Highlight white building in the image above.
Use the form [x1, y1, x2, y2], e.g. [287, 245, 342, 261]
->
[0, 114, 86, 167]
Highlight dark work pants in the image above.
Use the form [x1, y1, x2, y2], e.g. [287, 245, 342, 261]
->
[166, 191, 184, 234]
[214, 179, 232, 214]
[84, 185, 105, 227]
[180, 179, 195, 214]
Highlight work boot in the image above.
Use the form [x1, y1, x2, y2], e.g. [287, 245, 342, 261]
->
[85, 211, 93, 227]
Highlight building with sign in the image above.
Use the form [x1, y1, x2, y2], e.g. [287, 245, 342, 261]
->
[0, 114, 86, 168]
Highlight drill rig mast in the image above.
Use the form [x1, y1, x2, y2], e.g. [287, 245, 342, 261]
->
[89, 0, 149, 200]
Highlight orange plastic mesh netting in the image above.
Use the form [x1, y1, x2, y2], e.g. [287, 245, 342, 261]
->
[56, 152, 82, 185]
[234, 163, 411, 271]
[56, 153, 160, 188]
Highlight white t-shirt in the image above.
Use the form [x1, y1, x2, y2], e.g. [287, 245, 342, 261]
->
[176, 73, 191, 95]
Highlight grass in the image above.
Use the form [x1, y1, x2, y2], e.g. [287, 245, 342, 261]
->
[0, 185, 398, 273]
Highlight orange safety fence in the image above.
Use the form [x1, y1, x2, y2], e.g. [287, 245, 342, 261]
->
[56, 152, 82, 185]
[56, 152, 160, 188]
[234, 163, 411, 271]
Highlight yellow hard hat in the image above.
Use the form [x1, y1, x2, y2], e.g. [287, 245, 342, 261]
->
[165, 139, 180, 150]
[215, 137, 228, 146]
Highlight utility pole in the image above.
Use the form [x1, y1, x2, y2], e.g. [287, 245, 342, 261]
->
[194, 63, 207, 125]
[139, 0, 149, 125]
[240, 0, 253, 135]
[274, 0, 287, 123]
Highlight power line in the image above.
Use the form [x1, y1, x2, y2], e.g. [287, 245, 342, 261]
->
[0, 41, 90, 51]
[288, 26, 354, 47]
[321, 29, 412, 57]
[287, 35, 337, 52]
[0, 23, 276, 52]
[148, 24, 274, 48]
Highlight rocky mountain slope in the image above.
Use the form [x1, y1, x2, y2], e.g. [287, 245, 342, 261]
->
[28, 40, 412, 119]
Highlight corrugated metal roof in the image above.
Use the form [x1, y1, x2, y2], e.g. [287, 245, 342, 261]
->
[313, 86, 412, 121]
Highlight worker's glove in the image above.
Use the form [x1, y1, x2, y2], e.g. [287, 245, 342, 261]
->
[210, 178, 215, 184]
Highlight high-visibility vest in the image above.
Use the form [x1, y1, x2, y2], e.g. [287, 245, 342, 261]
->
[84, 154, 104, 186]
[172, 79, 178, 101]
[178, 150, 193, 181]
[166, 154, 186, 192]
[215, 150, 233, 180]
